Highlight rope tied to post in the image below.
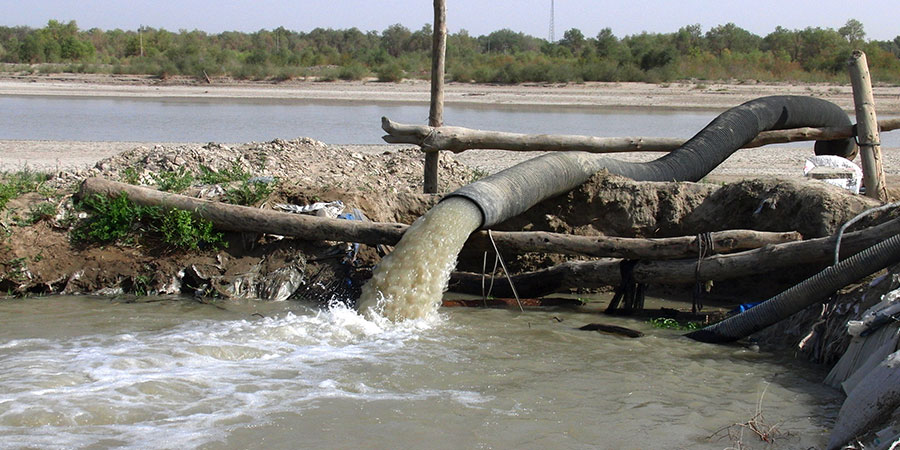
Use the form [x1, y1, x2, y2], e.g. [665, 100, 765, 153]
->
[692, 232, 714, 314]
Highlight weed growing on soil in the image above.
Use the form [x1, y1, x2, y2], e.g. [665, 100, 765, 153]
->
[647, 317, 703, 331]
[72, 193, 154, 244]
[150, 168, 194, 193]
[224, 180, 274, 206]
[3, 256, 29, 283]
[72, 193, 224, 250]
[198, 163, 251, 185]
[155, 208, 225, 250]
[0, 170, 49, 210]
[121, 167, 141, 185]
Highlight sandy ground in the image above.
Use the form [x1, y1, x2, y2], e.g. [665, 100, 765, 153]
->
[2, 73, 899, 178]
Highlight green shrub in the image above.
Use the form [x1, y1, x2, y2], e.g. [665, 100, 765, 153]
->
[150, 168, 194, 192]
[156, 208, 225, 250]
[224, 179, 274, 206]
[121, 167, 141, 185]
[198, 163, 250, 185]
[338, 63, 368, 81]
[72, 193, 152, 244]
[72, 193, 225, 250]
[375, 62, 404, 82]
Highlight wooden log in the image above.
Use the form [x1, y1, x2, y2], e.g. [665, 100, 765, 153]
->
[79, 177, 799, 260]
[423, 0, 446, 194]
[579, 323, 644, 338]
[450, 216, 900, 296]
[848, 50, 888, 201]
[441, 297, 584, 308]
[462, 229, 802, 260]
[382, 116, 900, 154]
[79, 177, 409, 245]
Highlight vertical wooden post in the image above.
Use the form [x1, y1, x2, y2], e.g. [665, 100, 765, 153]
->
[848, 50, 888, 201]
[424, 0, 447, 194]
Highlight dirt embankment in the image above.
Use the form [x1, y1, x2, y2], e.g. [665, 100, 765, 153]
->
[1, 137, 893, 304]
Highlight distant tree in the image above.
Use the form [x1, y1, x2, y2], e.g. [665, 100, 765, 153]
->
[763, 26, 801, 61]
[405, 24, 433, 53]
[480, 29, 540, 53]
[674, 24, 702, 54]
[838, 19, 866, 44]
[594, 27, 620, 58]
[381, 24, 411, 57]
[705, 23, 761, 55]
[560, 28, 585, 52]
[447, 29, 479, 59]
[797, 26, 849, 72]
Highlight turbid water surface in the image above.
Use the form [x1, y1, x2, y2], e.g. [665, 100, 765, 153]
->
[0, 295, 841, 449]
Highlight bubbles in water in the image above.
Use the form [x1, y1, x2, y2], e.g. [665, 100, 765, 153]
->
[357, 198, 483, 321]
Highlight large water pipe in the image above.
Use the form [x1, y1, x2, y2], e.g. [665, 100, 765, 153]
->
[445, 95, 855, 228]
[686, 233, 900, 343]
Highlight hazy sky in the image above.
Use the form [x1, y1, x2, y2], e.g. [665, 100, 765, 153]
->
[1, 0, 898, 41]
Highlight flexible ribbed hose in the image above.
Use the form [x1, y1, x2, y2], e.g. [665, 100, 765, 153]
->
[686, 233, 900, 343]
[447, 95, 855, 228]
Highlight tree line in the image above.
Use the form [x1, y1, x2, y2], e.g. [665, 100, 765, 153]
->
[0, 18, 898, 84]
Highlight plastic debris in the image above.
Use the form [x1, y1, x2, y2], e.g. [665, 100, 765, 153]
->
[274, 200, 345, 218]
[804, 155, 862, 194]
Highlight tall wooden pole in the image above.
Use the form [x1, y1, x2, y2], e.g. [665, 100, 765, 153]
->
[848, 50, 888, 201]
[425, 0, 447, 194]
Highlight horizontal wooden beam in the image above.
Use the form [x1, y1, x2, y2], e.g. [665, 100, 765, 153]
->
[382, 116, 900, 154]
[78, 178, 798, 260]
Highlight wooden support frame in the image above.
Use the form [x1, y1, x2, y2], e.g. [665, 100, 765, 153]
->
[848, 50, 888, 201]
[424, 0, 446, 193]
[383, 116, 900, 155]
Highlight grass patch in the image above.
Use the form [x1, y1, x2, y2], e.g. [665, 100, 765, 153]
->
[150, 168, 194, 193]
[0, 170, 50, 210]
[198, 163, 251, 185]
[647, 317, 703, 331]
[72, 193, 225, 250]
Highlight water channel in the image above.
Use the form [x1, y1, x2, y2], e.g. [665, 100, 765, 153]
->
[0, 296, 839, 449]
[4, 94, 897, 148]
[0, 94, 855, 448]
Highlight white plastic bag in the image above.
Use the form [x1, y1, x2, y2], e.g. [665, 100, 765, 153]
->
[804, 155, 862, 194]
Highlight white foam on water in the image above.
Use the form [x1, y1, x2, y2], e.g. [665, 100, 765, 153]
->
[357, 197, 482, 321]
[0, 303, 486, 449]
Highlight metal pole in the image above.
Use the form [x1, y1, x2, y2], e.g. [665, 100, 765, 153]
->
[425, 0, 446, 194]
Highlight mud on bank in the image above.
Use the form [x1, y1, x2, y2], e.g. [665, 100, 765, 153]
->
[0, 136, 894, 299]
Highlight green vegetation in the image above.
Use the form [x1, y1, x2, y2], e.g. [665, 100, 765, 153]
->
[1, 18, 898, 84]
[0, 170, 49, 210]
[224, 179, 275, 206]
[72, 193, 225, 250]
[197, 163, 250, 184]
[150, 167, 194, 192]
[647, 317, 704, 331]
[155, 207, 225, 250]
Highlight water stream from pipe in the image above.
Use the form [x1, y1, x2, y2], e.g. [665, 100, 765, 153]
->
[357, 197, 482, 321]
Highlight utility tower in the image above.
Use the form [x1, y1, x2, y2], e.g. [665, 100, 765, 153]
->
[549, 0, 555, 42]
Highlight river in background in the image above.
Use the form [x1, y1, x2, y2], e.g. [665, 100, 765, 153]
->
[0, 295, 839, 449]
[3, 94, 897, 148]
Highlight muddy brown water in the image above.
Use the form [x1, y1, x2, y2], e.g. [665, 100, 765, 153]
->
[0, 295, 841, 449]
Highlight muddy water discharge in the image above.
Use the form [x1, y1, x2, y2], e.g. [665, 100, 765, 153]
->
[357, 197, 482, 321]
[0, 296, 839, 448]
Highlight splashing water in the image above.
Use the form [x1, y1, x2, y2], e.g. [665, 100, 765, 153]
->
[357, 197, 483, 321]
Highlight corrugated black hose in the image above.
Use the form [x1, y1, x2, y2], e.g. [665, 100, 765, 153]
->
[446, 95, 855, 228]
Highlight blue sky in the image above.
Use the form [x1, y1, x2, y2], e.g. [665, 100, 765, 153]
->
[1, 0, 897, 41]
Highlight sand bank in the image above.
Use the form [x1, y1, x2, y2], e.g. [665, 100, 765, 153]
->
[2, 73, 899, 112]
